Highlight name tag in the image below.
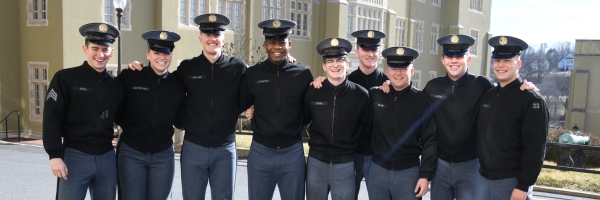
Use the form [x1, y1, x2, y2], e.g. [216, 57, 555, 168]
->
[189, 75, 206, 79]
[376, 103, 388, 108]
[132, 86, 150, 91]
[310, 101, 328, 106]
[255, 79, 271, 84]
[481, 104, 490, 108]
[430, 94, 446, 99]
[73, 86, 93, 92]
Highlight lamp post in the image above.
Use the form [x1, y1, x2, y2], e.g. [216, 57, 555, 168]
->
[114, 0, 126, 75]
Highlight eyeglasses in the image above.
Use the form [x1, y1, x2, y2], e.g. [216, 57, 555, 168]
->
[324, 59, 347, 65]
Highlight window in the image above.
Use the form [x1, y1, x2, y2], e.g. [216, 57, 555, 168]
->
[429, 71, 437, 80]
[565, 59, 574, 71]
[27, 0, 48, 26]
[470, 29, 479, 56]
[416, 0, 425, 2]
[413, 20, 424, 52]
[105, 64, 119, 77]
[103, 0, 132, 30]
[290, 0, 311, 38]
[217, 0, 245, 31]
[351, 6, 385, 37]
[180, 0, 209, 26]
[433, 0, 441, 7]
[396, 18, 407, 46]
[430, 24, 440, 54]
[470, 0, 483, 12]
[412, 70, 422, 89]
[28, 62, 49, 122]
[262, 0, 284, 20]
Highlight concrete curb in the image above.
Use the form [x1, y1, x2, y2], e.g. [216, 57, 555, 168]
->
[534, 185, 600, 199]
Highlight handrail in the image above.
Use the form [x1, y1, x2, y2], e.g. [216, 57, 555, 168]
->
[1, 110, 21, 142]
[544, 142, 600, 174]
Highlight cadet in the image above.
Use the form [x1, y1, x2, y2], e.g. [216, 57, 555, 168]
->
[304, 37, 371, 200]
[43, 22, 123, 200]
[240, 19, 313, 200]
[115, 30, 186, 199]
[425, 34, 494, 199]
[477, 36, 548, 200]
[310, 30, 387, 198]
[368, 47, 436, 200]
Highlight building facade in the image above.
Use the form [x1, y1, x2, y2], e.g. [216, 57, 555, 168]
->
[0, 0, 491, 137]
[566, 40, 600, 133]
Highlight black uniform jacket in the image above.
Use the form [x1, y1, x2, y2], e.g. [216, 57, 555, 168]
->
[422, 72, 494, 163]
[370, 84, 437, 180]
[43, 61, 124, 159]
[116, 66, 186, 154]
[304, 79, 371, 164]
[174, 53, 247, 147]
[477, 78, 549, 192]
[240, 58, 313, 149]
[347, 68, 388, 155]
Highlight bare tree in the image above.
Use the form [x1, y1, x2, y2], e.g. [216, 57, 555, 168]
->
[222, 30, 267, 66]
[539, 73, 570, 124]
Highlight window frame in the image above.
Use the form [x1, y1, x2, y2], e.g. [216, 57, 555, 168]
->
[28, 62, 49, 122]
[396, 18, 407, 46]
[412, 69, 422, 89]
[429, 71, 437, 80]
[262, 0, 284, 21]
[433, 0, 441, 7]
[469, 0, 483, 12]
[179, 0, 210, 27]
[217, 0, 245, 32]
[430, 23, 440, 54]
[27, 0, 48, 26]
[102, 0, 132, 31]
[290, 0, 311, 39]
[413, 20, 424, 52]
[470, 29, 479, 56]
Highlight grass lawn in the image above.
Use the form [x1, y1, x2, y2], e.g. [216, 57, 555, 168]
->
[236, 134, 309, 154]
[536, 161, 600, 193]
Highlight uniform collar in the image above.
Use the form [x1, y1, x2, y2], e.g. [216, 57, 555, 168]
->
[82, 61, 110, 80]
[357, 67, 382, 79]
[324, 78, 349, 93]
[445, 71, 474, 87]
[142, 64, 169, 79]
[497, 77, 522, 96]
[199, 53, 225, 65]
[389, 81, 414, 97]
[264, 57, 290, 71]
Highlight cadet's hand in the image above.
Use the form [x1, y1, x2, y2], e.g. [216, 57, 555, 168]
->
[519, 79, 539, 92]
[126, 61, 144, 71]
[414, 178, 429, 197]
[380, 80, 391, 93]
[510, 188, 528, 200]
[245, 105, 254, 120]
[309, 76, 327, 89]
[287, 54, 297, 63]
[50, 158, 68, 180]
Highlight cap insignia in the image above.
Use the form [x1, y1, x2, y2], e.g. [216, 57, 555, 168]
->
[208, 15, 217, 22]
[367, 31, 375, 38]
[273, 20, 281, 28]
[451, 35, 459, 43]
[396, 48, 405, 55]
[99, 24, 108, 33]
[331, 38, 339, 46]
[160, 32, 168, 40]
[499, 36, 508, 45]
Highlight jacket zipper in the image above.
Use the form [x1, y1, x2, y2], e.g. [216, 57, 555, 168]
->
[331, 91, 338, 163]
[149, 78, 161, 152]
[97, 78, 102, 154]
[277, 70, 281, 148]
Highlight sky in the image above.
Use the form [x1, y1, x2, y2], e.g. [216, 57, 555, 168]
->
[490, 0, 600, 48]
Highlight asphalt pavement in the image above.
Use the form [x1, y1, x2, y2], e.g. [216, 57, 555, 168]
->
[0, 142, 596, 200]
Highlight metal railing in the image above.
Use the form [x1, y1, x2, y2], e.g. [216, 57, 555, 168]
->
[1, 110, 21, 142]
[543, 142, 600, 175]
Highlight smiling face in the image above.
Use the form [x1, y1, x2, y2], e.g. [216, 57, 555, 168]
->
[146, 49, 173, 75]
[263, 39, 291, 65]
[322, 57, 349, 82]
[493, 56, 522, 87]
[355, 46, 381, 70]
[82, 42, 113, 72]
[199, 32, 225, 56]
[386, 65, 414, 91]
[440, 53, 471, 81]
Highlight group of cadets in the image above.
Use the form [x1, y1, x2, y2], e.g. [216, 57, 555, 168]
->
[43, 12, 549, 200]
